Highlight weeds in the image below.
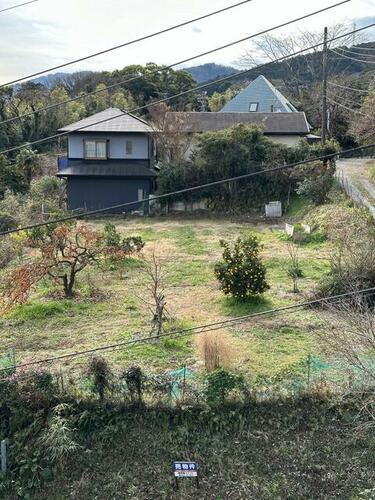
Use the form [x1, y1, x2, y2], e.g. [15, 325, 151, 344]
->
[195, 331, 240, 371]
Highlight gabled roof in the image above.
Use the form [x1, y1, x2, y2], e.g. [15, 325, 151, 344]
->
[165, 112, 310, 135]
[58, 108, 153, 133]
[220, 75, 298, 113]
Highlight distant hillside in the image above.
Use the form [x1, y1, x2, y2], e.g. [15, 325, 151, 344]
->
[30, 71, 93, 89]
[183, 63, 237, 83]
[203, 42, 375, 94]
[26, 41, 375, 93]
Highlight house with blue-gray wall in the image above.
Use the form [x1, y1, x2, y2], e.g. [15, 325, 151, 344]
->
[57, 108, 157, 213]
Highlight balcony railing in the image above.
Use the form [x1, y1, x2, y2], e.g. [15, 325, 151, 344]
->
[57, 155, 69, 171]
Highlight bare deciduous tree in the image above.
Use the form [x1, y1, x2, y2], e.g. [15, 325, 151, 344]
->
[318, 296, 375, 385]
[240, 24, 366, 98]
[148, 102, 196, 164]
[137, 251, 169, 336]
[349, 90, 375, 144]
[286, 241, 303, 293]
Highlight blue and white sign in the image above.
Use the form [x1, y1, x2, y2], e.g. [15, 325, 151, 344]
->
[173, 461, 198, 478]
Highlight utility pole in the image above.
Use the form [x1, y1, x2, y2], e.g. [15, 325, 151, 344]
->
[321, 26, 328, 145]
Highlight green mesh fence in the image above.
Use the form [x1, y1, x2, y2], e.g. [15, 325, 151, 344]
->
[0, 349, 15, 372]
[167, 367, 194, 399]
[288, 354, 375, 393]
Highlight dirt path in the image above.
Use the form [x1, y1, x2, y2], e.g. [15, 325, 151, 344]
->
[336, 157, 375, 218]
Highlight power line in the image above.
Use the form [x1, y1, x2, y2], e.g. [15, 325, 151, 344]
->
[327, 96, 374, 118]
[327, 82, 369, 94]
[348, 45, 375, 51]
[0, 0, 37, 13]
[1, 143, 375, 237]
[0, 0, 254, 88]
[335, 46, 375, 58]
[0, 2, 352, 127]
[2, 21, 374, 157]
[328, 90, 365, 107]
[330, 47, 375, 64]
[1, 286, 374, 374]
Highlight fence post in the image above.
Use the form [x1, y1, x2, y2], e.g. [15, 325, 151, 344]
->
[1, 440, 6, 474]
[10, 347, 15, 367]
[307, 354, 311, 391]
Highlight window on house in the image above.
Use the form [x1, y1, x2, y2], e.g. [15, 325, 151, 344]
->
[126, 140, 133, 155]
[84, 140, 107, 159]
[249, 102, 258, 112]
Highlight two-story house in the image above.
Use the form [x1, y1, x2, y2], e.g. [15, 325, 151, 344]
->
[57, 108, 157, 213]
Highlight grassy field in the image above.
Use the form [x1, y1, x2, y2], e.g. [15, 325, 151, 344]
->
[0, 216, 335, 382]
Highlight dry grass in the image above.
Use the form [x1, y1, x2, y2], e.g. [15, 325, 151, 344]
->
[195, 331, 241, 371]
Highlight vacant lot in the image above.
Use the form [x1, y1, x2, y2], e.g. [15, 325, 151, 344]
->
[0, 217, 333, 381]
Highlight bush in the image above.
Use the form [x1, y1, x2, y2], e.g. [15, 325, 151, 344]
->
[370, 164, 375, 182]
[39, 404, 80, 466]
[123, 365, 143, 404]
[104, 223, 145, 256]
[0, 213, 17, 232]
[104, 222, 121, 247]
[296, 162, 335, 205]
[0, 236, 16, 268]
[86, 357, 112, 402]
[205, 369, 245, 405]
[29, 176, 64, 204]
[214, 235, 269, 300]
[316, 211, 375, 302]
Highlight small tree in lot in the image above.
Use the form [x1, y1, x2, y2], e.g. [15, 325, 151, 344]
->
[286, 241, 304, 293]
[1, 223, 116, 309]
[28, 223, 106, 298]
[214, 235, 269, 300]
[136, 251, 169, 336]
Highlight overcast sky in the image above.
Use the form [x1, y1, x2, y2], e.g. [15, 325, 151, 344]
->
[0, 0, 374, 83]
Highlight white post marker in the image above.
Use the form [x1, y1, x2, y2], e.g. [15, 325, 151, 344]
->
[1, 440, 6, 474]
[173, 461, 199, 489]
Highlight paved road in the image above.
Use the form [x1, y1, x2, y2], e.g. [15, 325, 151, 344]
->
[336, 158, 375, 218]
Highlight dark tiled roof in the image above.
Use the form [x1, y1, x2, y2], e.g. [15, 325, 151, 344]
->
[58, 108, 153, 133]
[57, 160, 157, 177]
[165, 111, 310, 134]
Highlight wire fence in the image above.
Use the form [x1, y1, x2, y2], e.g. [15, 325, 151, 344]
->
[1, 345, 373, 405]
[336, 169, 375, 219]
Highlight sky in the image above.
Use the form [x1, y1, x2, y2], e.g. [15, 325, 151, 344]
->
[0, 0, 374, 83]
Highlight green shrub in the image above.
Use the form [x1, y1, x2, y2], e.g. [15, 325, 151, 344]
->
[296, 161, 335, 205]
[369, 164, 375, 182]
[0, 213, 17, 232]
[123, 366, 143, 404]
[104, 222, 121, 247]
[39, 404, 80, 466]
[104, 222, 145, 256]
[214, 235, 269, 300]
[29, 176, 64, 204]
[205, 369, 245, 405]
[0, 236, 16, 268]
